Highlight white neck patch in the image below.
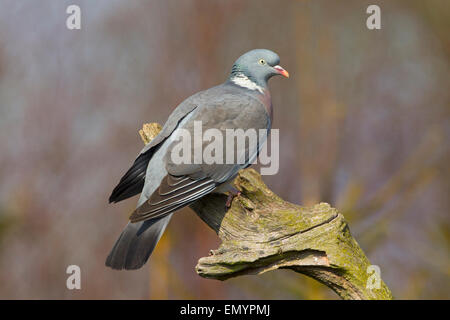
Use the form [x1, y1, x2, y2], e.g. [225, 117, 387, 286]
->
[231, 73, 264, 94]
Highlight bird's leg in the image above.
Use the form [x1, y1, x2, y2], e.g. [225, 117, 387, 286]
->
[225, 188, 241, 208]
[213, 182, 241, 208]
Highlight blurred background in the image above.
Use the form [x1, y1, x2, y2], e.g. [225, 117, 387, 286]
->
[0, 0, 448, 299]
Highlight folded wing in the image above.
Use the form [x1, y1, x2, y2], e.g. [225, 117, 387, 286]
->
[108, 103, 198, 203]
[129, 92, 270, 222]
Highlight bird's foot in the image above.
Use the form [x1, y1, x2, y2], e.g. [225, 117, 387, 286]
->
[225, 190, 241, 208]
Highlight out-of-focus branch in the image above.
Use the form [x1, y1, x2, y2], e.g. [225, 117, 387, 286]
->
[140, 123, 393, 300]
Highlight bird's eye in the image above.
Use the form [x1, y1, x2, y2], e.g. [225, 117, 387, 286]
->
[258, 59, 266, 65]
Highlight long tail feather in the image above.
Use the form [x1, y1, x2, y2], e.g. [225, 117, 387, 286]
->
[105, 214, 172, 270]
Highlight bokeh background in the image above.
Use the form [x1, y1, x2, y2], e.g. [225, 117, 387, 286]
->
[0, 0, 448, 299]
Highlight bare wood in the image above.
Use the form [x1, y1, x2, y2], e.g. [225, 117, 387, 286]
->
[139, 123, 162, 144]
[139, 123, 393, 300]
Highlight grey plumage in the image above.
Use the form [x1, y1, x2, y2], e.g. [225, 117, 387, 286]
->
[105, 216, 172, 270]
[106, 49, 288, 270]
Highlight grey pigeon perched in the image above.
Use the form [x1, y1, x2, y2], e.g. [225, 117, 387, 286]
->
[106, 49, 289, 270]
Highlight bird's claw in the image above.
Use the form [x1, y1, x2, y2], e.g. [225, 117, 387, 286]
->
[225, 190, 241, 208]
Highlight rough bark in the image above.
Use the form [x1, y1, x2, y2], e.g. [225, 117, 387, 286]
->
[139, 123, 393, 300]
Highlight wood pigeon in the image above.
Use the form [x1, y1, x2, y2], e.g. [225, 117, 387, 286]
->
[106, 49, 289, 270]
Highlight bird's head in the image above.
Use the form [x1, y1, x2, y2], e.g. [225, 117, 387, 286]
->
[229, 49, 289, 91]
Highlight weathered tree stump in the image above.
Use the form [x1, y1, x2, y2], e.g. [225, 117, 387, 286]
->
[139, 123, 393, 300]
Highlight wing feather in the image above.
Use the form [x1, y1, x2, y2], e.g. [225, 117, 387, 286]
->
[129, 175, 216, 222]
[109, 151, 153, 203]
[109, 103, 198, 203]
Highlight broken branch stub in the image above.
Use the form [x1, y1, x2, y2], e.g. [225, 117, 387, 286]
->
[139, 123, 393, 300]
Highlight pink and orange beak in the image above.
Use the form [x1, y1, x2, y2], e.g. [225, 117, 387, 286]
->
[273, 65, 289, 78]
